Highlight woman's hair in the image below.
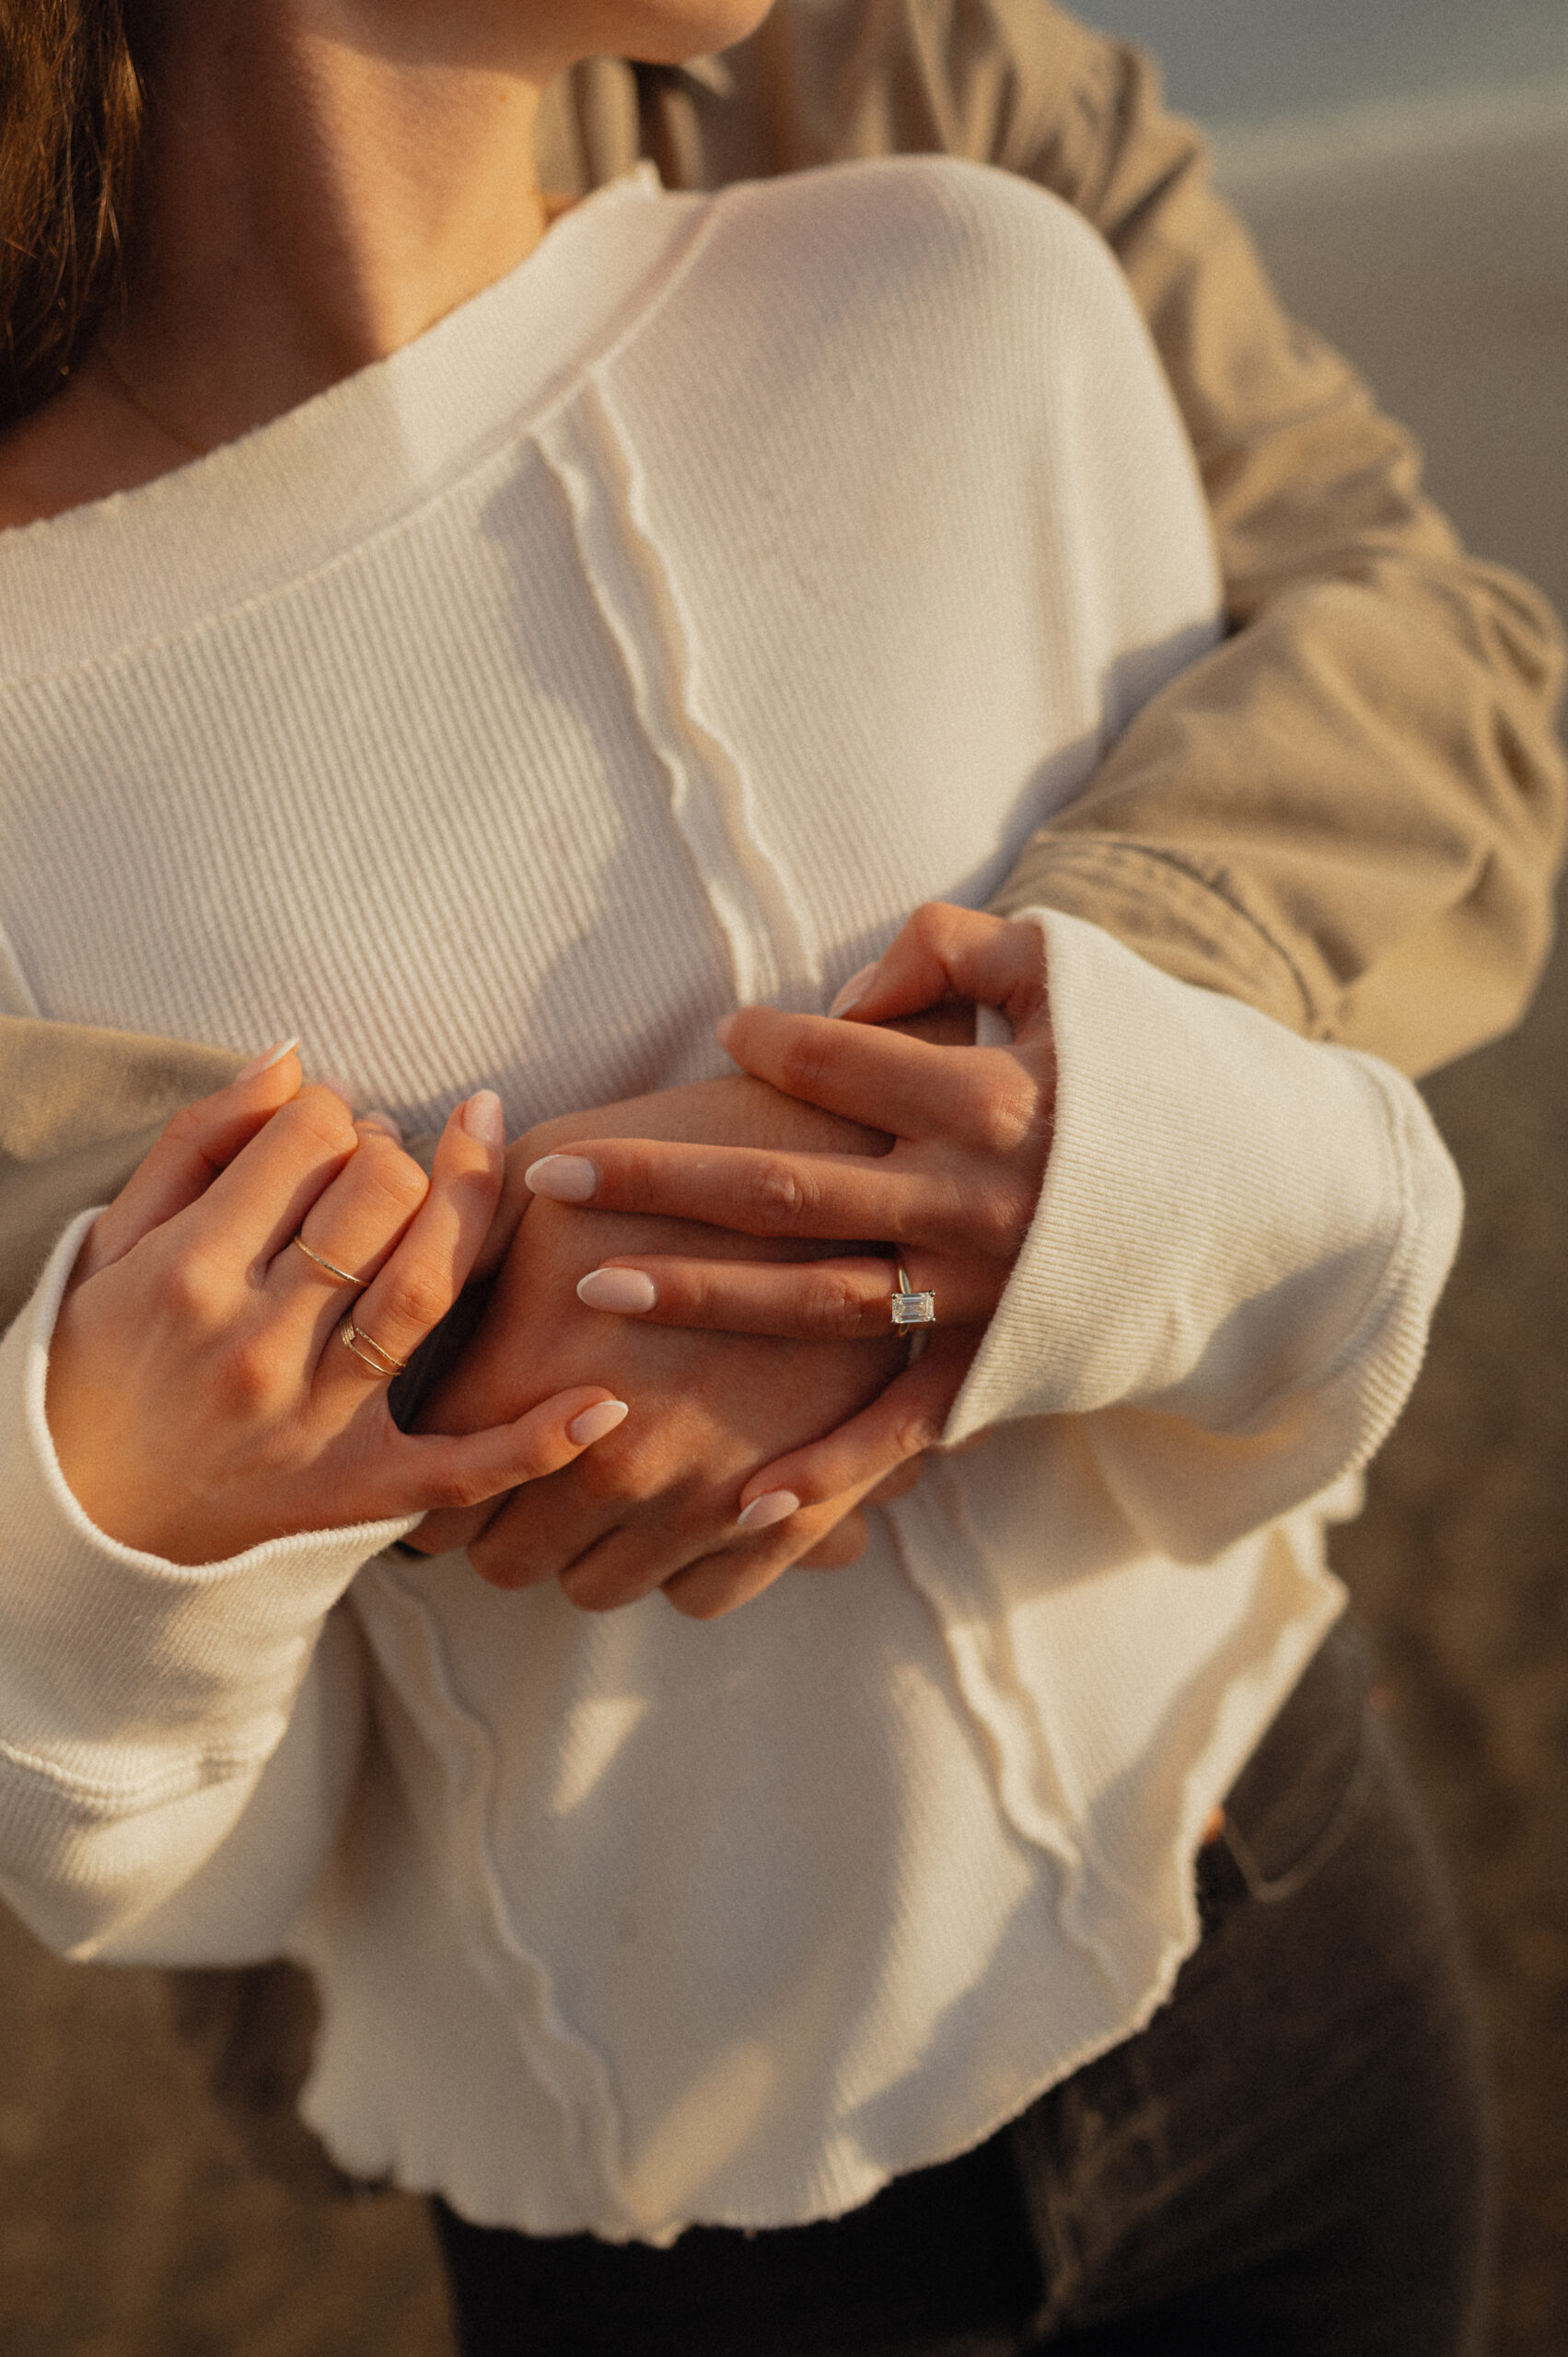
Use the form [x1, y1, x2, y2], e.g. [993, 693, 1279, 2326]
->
[0, 1, 148, 426]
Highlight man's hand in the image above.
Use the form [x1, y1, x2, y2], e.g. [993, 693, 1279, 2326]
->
[410, 1073, 911, 1617]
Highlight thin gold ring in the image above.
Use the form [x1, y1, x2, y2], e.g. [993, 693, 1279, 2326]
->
[338, 1314, 408, 1378]
[293, 1233, 362, 1289]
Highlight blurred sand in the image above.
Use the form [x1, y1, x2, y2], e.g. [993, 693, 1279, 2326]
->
[1234, 126, 1568, 2357]
[1, 122, 1565, 2357]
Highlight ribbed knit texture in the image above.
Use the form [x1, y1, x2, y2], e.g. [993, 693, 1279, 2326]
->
[0, 160, 1460, 2239]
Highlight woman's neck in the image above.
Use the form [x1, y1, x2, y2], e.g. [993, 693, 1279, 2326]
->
[0, 0, 771, 526]
[0, 3, 564, 524]
[105, 6, 555, 452]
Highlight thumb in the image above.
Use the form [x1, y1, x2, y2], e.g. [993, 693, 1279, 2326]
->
[395, 1387, 631, 1534]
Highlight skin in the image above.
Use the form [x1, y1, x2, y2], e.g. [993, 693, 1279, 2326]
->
[0, 0, 773, 522]
[14, 3, 1056, 1612]
[47, 1058, 628, 1564]
[417, 905, 1055, 1617]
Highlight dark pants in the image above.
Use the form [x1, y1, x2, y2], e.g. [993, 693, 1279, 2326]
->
[434, 1620, 1490, 2357]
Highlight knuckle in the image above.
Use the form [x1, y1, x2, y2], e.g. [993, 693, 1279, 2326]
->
[891, 1408, 943, 1457]
[215, 1333, 286, 1418]
[970, 1078, 1035, 1157]
[162, 1101, 211, 1153]
[743, 1155, 809, 1229]
[421, 1464, 486, 1516]
[377, 1265, 450, 1338]
[958, 1181, 1031, 1259]
[775, 1031, 834, 1102]
[801, 1271, 867, 1338]
[292, 1088, 359, 1159]
[361, 1145, 429, 1220]
[162, 1247, 222, 1324]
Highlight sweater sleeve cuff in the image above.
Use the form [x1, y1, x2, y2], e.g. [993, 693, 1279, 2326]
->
[0, 1212, 413, 1799]
[945, 911, 1462, 1467]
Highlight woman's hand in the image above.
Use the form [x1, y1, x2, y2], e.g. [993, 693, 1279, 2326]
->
[46, 1055, 628, 1564]
[523, 905, 1054, 1523]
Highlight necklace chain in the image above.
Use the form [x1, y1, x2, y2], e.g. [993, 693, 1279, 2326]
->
[96, 343, 213, 459]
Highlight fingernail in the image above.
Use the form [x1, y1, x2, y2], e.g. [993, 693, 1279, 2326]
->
[567, 1399, 630, 1446]
[357, 1109, 402, 1142]
[714, 1013, 738, 1051]
[737, 1489, 801, 1534]
[576, 1267, 658, 1314]
[830, 964, 878, 1017]
[236, 1036, 301, 1083]
[524, 1154, 598, 1202]
[461, 1089, 505, 1151]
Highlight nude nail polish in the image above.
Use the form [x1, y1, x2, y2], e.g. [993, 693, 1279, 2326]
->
[737, 1490, 801, 1534]
[235, 1036, 301, 1083]
[576, 1268, 658, 1314]
[830, 963, 878, 1017]
[567, 1399, 631, 1446]
[525, 1154, 598, 1202]
[461, 1089, 505, 1151]
[357, 1109, 403, 1142]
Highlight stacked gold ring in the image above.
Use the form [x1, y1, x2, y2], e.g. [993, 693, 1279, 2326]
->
[338, 1314, 408, 1378]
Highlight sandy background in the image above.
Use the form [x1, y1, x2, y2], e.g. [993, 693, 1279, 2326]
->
[1, 95, 1565, 2357]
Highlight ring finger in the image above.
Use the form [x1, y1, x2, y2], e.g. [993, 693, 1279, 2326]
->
[573, 1252, 995, 1339]
[274, 1121, 430, 1338]
[319, 1093, 506, 1389]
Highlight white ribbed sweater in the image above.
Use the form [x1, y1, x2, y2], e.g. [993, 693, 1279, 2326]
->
[0, 162, 1460, 2240]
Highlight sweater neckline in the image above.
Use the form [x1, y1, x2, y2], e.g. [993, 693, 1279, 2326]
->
[0, 166, 694, 681]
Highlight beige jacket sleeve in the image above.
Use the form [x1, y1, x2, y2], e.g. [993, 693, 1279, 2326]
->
[3, 0, 1564, 1320]
[584, 0, 1566, 1075]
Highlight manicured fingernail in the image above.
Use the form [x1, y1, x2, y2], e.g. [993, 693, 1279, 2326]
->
[567, 1399, 630, 1446]
[576, 1267, 658, 1314]
[524, 1154, 598, 1202]
[737, 1489, 801, 1534]
[461, 1089, 505, 1151]
[830, 964, 878, 1017]
[236, 1036, 300, 1083]
[357, 1109, 402, 1142]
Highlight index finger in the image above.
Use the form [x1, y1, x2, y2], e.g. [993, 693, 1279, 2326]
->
[81, 1042, 303, 1278]
[715, 1006, 1016, 1142]
[525, 1138, 987, 1254]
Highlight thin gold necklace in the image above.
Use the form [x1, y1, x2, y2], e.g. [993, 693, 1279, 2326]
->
[96, 343, 213, 458]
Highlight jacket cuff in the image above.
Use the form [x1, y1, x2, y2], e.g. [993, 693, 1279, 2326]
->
[988, 836, 1314, 1036]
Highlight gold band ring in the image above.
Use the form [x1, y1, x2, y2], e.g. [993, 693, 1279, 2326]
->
[338, 1314, 409, 1378]
[294, 1233, 362, 1289]
[889, 1264, 935, 1329]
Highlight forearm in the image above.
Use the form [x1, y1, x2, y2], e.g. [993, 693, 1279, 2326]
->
[990, 28, 1566, 1073]
[0, 1218, 395, 1955]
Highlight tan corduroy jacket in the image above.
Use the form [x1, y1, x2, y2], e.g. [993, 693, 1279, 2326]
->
[2, 0, 1564, 1339]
